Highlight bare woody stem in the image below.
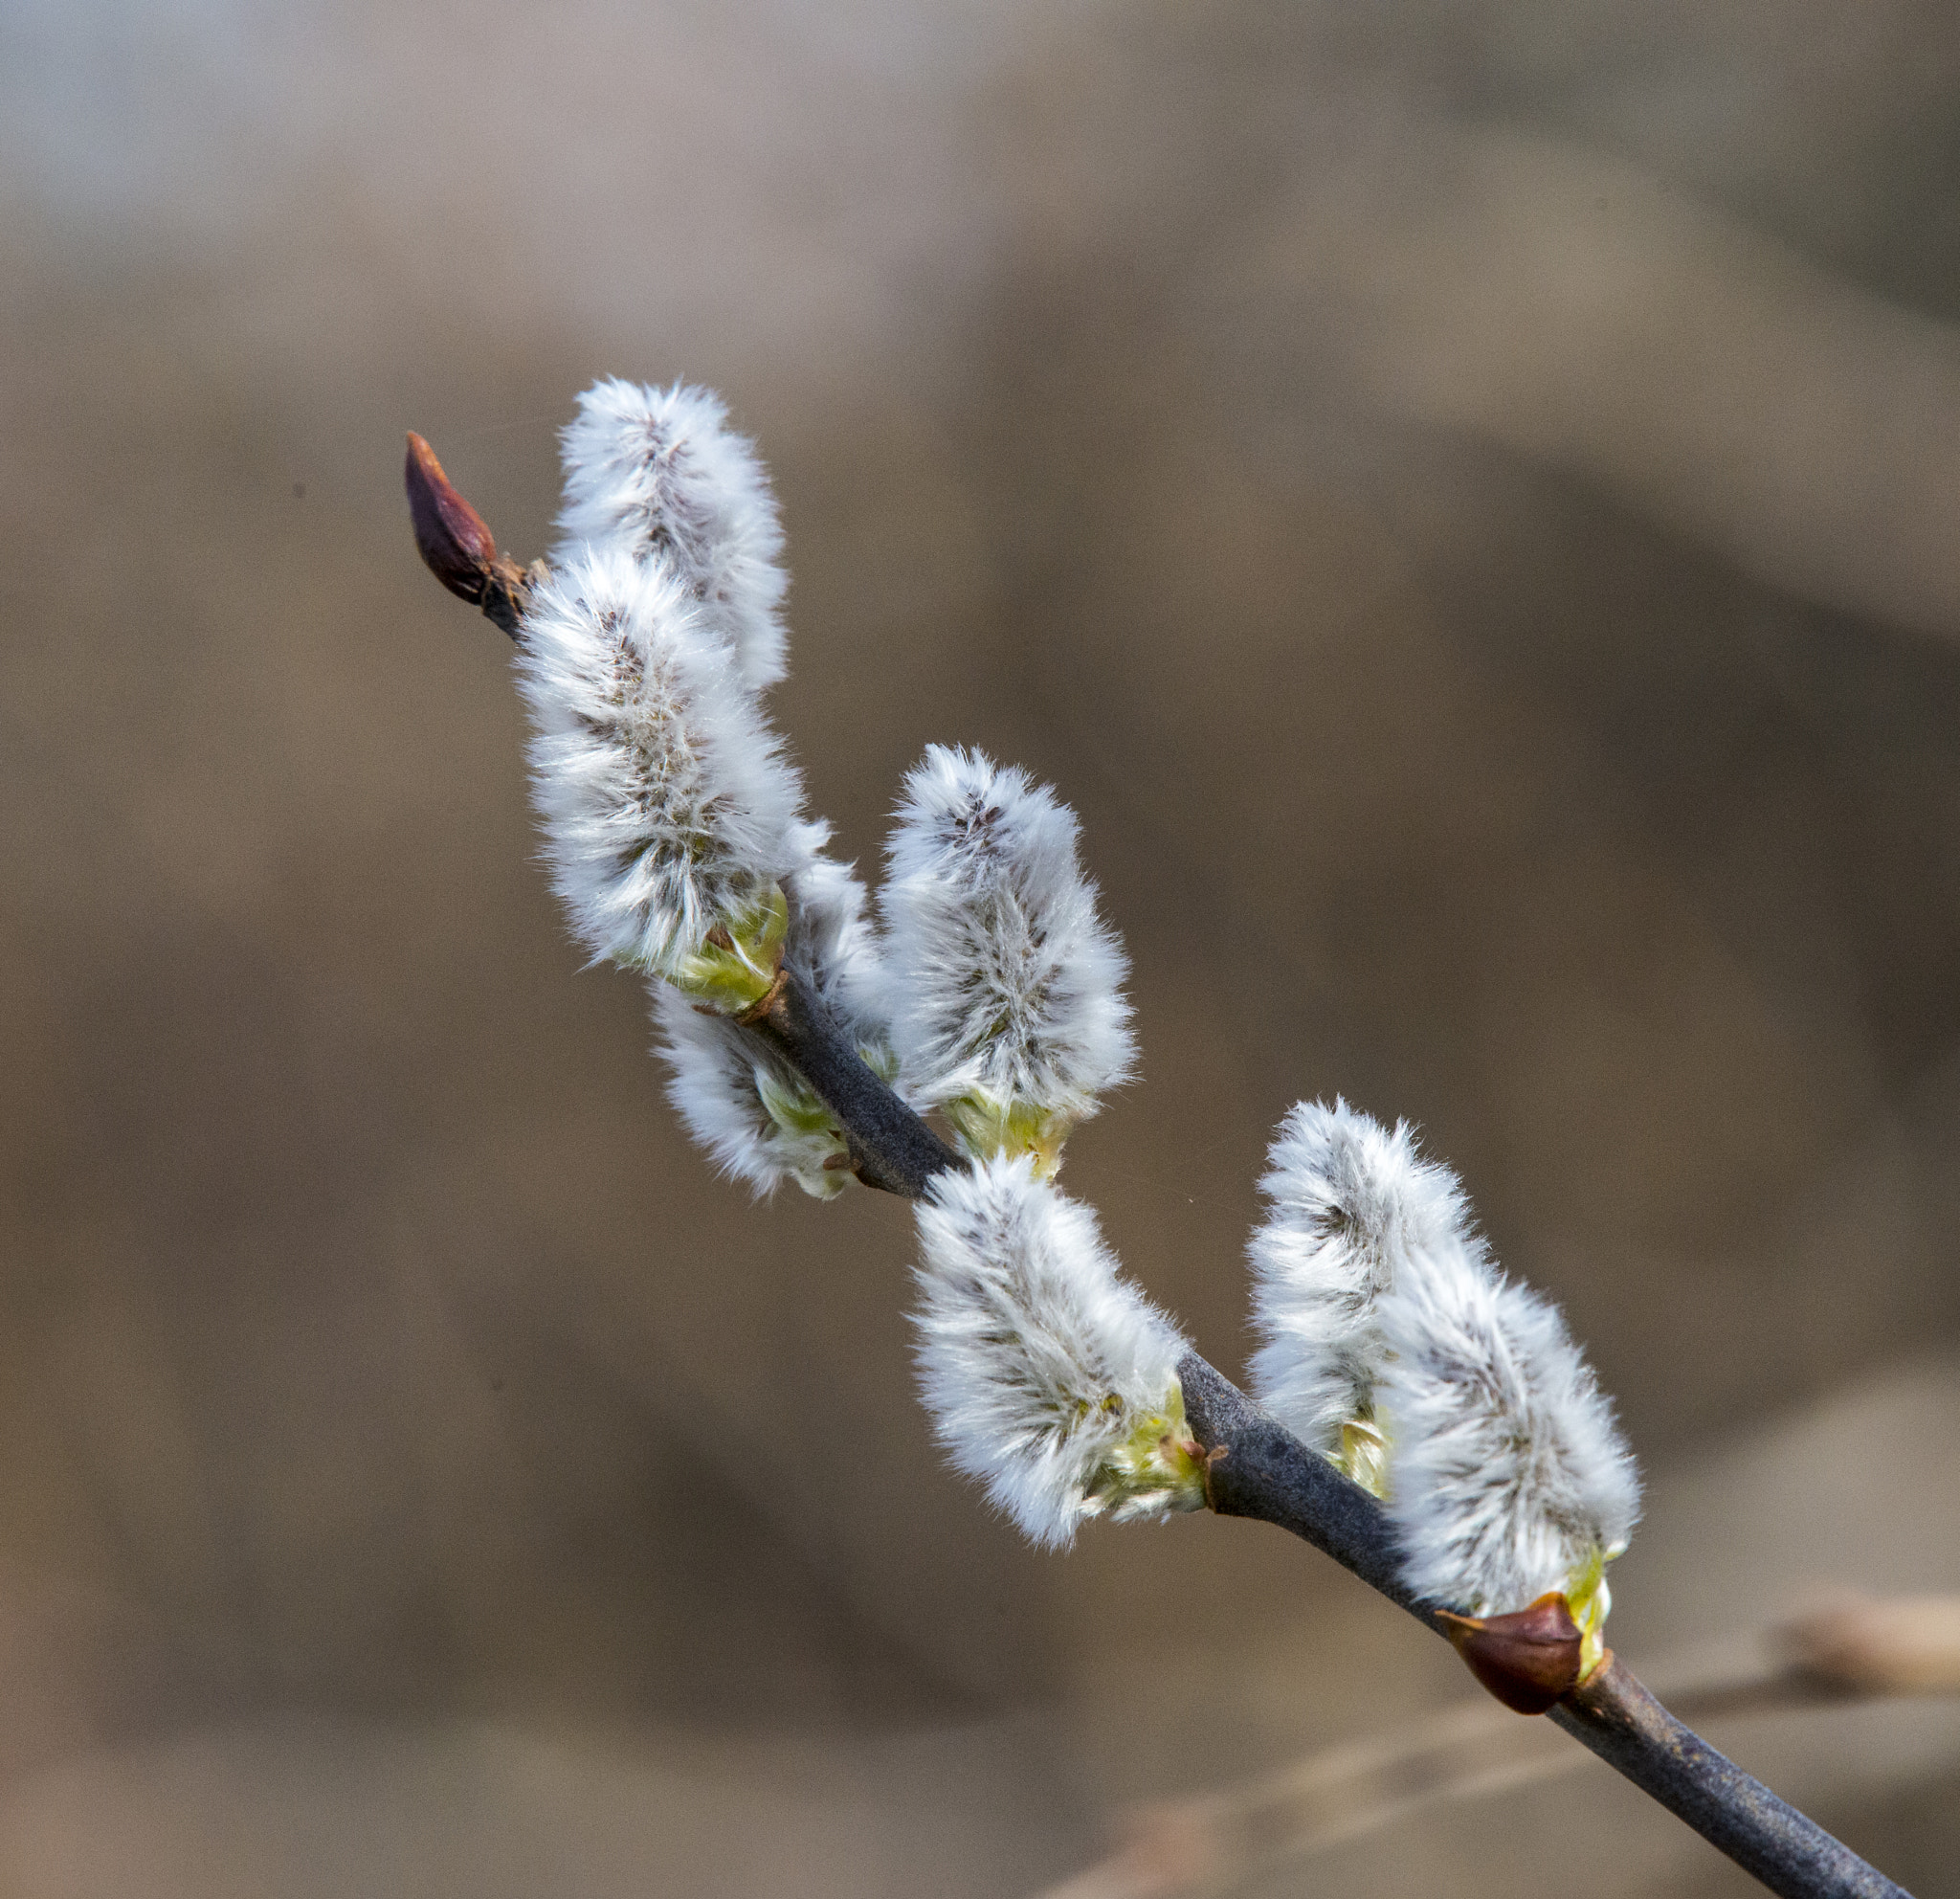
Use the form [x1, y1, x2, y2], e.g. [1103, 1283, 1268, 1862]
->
[1549, 1664, 1904, 1897]
[407, 446, 1910, 1899]
[740, 972, 960, 1195]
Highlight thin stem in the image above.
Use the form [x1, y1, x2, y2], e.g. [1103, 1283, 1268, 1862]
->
[742, 969, 959, 1196]
[1175, 1352, 1438, 1630]
[1551, 1664, 1904, 1898]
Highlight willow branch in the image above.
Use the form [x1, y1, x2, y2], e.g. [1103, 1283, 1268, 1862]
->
[407, 442, 1911, 1899]
[741, 971, 960, 1195]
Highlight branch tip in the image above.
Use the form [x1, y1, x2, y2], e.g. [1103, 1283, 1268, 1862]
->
[405, 431, 530, 639]
[405, 432, 500, 602]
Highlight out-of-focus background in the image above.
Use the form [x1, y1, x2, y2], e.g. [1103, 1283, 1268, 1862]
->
[4, 1, 1960, 1892]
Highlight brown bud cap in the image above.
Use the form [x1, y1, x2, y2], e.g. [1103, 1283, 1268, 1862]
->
[405, 432, 501, 605]
[1436, 1592, 1585, 1714]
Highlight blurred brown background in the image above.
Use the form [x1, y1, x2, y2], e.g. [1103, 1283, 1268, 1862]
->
[4, 1, 1960, 1892]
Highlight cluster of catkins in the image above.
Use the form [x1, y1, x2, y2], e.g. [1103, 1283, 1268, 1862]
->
[515, 379, 1638, 1643]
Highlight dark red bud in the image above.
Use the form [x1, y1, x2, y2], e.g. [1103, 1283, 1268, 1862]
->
[405, 432, 501, 605]
[1436, 1593, 1585, 1714]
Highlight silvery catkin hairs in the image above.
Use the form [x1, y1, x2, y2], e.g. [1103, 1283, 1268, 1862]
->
[1248, 1099, 1471, 1468]
[556, 378, 790, 692]
[1376, 1242, 1640, 1620]
[527, 385, 902, 1197]
[516, 542, 801, 979]
[1248, 1100, 1638, 1622]
[882, 746, 1133, 1170]
[912, 1154, 1203, 1548]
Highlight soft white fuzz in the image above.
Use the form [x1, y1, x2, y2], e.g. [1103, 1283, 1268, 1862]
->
[654, 987, 850, 1199]
[517, 544, 800, 976]
[1248, 1099, 1472, 1456]
[556, 378, 789, 691]
[913, 1155, 1198, 1548]
[881, 747, 1134, 1128]
[1246, 1099, 1638, 1617]
[782, 819, 893, 1064]
[652, 820, 896, 1200]
[1377, 1252, 1641, 1617]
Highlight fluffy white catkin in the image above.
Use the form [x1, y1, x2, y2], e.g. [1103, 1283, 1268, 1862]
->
[1248, 1099, 1473, 1458]
[556, 379, 790, 692]
[913, 1155, 1201, 1548]
[881, 747, 1134, 1133]
[1246, 1099, 1638, 1619]
[782, 819, 893, 1064]
[517, 543, 801, 977]
[653, 820, 896, 1200]
[1376, 1249, 1641, 1618]
[654, 988, 851, 1199]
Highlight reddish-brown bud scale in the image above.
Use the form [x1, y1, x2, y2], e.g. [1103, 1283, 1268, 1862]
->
[1436, 1592, 1586, 1714]
[405, 432, 501, 605]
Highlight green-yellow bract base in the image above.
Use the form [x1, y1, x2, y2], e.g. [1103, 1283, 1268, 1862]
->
[1084, 1380, 1208, 1521]
[1565, 1542, 1616, 1683]
[754, 1041, 902, 1200]
[1339, 1416, 1390, 1498]
[943, 1093, 1074, 1176]
[1329, 1404, 1618, 1683]
[668, 883, 790, 1014]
